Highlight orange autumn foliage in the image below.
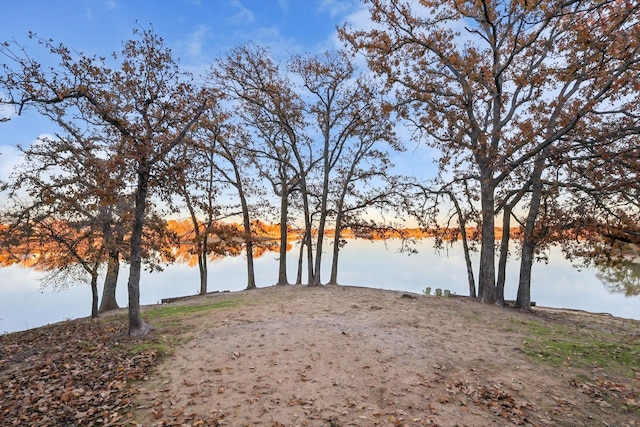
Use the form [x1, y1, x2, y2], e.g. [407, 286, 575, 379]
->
[1, 217, 529, 269]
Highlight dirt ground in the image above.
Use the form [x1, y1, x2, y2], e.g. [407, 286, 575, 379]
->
[133, 285, 639, 426]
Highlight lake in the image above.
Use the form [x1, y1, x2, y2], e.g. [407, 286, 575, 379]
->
[1, 238, 638, 334]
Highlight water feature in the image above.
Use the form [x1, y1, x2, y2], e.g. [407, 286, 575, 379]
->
[1, 238, 638, 334]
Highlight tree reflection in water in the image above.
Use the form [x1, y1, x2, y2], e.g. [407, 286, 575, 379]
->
[595, 259, 640, 297]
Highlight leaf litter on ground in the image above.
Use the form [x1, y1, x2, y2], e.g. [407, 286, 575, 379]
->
[0, 317, 158, 426]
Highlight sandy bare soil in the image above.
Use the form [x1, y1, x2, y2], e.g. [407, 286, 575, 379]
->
[133, 285, 639, 426]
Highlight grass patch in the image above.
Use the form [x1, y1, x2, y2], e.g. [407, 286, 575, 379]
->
[114, 298, 244, 359]
[128, 339, 171, 356]
[144, 298, 242, 320]
[521, 320, 640, 377]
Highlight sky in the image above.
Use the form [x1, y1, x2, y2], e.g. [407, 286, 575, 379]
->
[1, 0, 436, 183]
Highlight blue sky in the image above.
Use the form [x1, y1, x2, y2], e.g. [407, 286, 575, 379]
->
[0, 0, 362, 62]
[1, 1, 420, 176]
[0, 0, 439, 192]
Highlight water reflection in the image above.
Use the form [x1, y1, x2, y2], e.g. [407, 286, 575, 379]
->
[594, 259, 640, 297]
[1, 239, 638, 334]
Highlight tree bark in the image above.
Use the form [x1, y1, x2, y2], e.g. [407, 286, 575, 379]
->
[197, 246, 208, 295]
[235, 174, 256, 290]
[516, 155, 547, 309]
[496, 205, 512, 305]
[462, 231, 476, 299]
[296, 236, 305, 285]
[277, 187, 289, 285]
[99, 251, 120, 313]
[242, 213, 256, 290]
[478, 178, 497, 304]
[312, 168, 330, 286]
[448, 191, 476, 298]
[517, 233, 536, 309]
[90, 268, 99, 319]
[311, 183, 331, 286]
[328, 199, 344, 285]
[127, 170, 151, 337]
[298, 180, 314, 285]
[183, 189, 208, 295]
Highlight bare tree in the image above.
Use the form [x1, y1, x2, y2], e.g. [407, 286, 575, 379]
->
[172, 100, 236, 295]
[211, 44, 313, 285]
[290, 50, 402, 285]
[324, 78, 402, 285]
[199, 115, 264, 290]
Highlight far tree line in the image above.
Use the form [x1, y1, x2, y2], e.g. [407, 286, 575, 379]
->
[1, 0, 639, 336]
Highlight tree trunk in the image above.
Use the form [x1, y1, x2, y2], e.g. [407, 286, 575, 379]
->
[517, 233, 536, 310]
[296, 236, 305, 285]
[291, 141, 313, 285]
[277, 189, 289, 285]
[311, 185, 329, 287]
[195, 228, 207, 295]
[127, 170, 151, 337]
[312, 146, 331, 287]
[243, 223, 256, 290]
[237, 183, 256, 290]
[449, 192, 476, 298]
[496, 205, 513, 305]
[99, 251, 120, 313]
[299, 181, 314, 285]
[328, 198, 345, 285]
[478, 178, 497, 304]
[222, 149, 257, 290]
[197, 245, 208, 295]
[461, 232, 476, 298]
[182, 186, 208, 295]
[311, 218, 326, 287]
[91, 268, 99, 318]
[516, 155, 547, 309]
[306, 226, 314, 284]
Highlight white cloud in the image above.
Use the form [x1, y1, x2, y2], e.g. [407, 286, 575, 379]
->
[246, 26, 302, 60]
[102, 0, 119, 10]
[0, 144, 24, 183]
[0, 102, 16, 122]
[227, 0, 255, 25]
[319, 0, 353, 20]
[340, 2, 374, 31]
[0, 129, 55, 181]
[185, 24, 210, 58]
[308, 0, 371, 53]
[83, 0, 118, 19]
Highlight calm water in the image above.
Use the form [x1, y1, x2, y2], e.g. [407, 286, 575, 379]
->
[1, 239, 638, 334]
